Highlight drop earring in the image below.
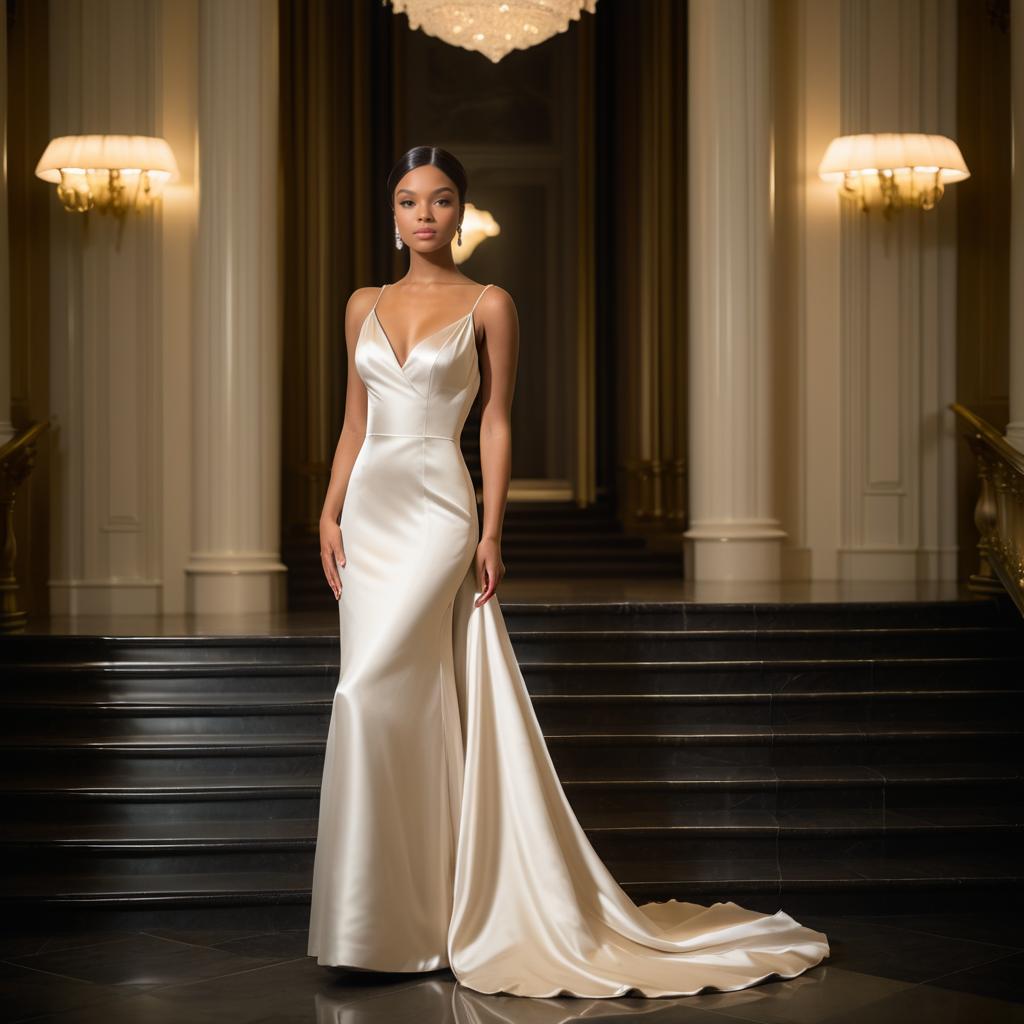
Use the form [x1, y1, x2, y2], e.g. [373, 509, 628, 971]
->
[457, 223, 463, 247]
[394, 221, 403, 250]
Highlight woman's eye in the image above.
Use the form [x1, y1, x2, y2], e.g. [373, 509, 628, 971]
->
[398, 198, 451, 207]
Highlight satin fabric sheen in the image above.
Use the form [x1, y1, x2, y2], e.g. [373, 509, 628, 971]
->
[306, 283, 830, 998]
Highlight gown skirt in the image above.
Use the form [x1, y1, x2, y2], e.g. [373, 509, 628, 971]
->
[306, 283, 831, 998]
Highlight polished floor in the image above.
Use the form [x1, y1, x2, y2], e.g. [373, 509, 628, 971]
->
[3, 909, 1024, 1023]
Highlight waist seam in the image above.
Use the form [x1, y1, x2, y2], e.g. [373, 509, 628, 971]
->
[366, 431, 456, 442]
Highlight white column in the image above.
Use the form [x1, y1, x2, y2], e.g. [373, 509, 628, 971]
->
[684, 0, 786, 581]
[187, 0, 285, 614]
[1008, 0, 1024, 453]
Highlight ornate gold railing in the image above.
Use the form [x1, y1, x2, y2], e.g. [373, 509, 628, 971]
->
[951, 403, 1024, 617]
[0, 420, 50, 634]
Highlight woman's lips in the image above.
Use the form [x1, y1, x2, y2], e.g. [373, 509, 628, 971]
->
[414, 230, 435, 237]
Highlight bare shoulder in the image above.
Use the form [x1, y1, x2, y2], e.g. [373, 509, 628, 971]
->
[476, 284, 518, 331]
[346, 285, 383, 328]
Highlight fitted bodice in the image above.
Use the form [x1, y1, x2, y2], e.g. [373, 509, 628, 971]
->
[355, 284, 491, 442]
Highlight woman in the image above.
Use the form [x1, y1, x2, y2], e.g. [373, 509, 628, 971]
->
[306, 145, 830, 998]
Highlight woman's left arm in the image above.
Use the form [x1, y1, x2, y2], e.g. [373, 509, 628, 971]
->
[474, 286, 520, 606]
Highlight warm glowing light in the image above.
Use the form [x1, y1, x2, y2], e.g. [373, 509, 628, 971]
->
[386, 0, 598, 62]
[453, 203, 501, 265]
[35, 134, 180, 215]
[818, 133, 969, 214]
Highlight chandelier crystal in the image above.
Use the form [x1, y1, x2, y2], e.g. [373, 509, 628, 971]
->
[385, 0, 598, 63]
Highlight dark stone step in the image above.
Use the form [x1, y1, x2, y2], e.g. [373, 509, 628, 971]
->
[3, 694, 332, 714]
[506, 563, 683, 577]
[486, 563, 686, 579]
[502, 532, 652, 547]
[3, 723, 1020, 781]
[614, 854, 1024, 900]
[0, 674, 339, 697]
[3, 808, 1019, 880]
[3, 687, 1018, 738]
[590, 811, 1024, 863]
[4, 761, 1017, 824]
[2, 599, 1016, 656]
[508, 626, 1023, 660]
[0, 774, 325, 800]
[501, 510, 626, 524]
[0, 871, 314, 907]
[1, 734, 327, 754]
[7, 804, 1019, 848]
[534, 689, 1021, 731]
[5, 651, 1020, 703]
[545, 723, 1024, 775]
[1, 711, 334, 739]
[6, 717, 1020, 751]
[0, 735, 327, 778]
[2, 854, 1021, 920]
[7, 596, 1018, 636]
[2, 774, 325, 826]
[0, 658, 336, 678]
[523, 656, 1024, 693]
[5, 763, 1018, 828]
[564, 763, 1022, 815]
[497, 545, 663, 559]
[499, 597, 1018, 630]
[6, 796, 324, 828]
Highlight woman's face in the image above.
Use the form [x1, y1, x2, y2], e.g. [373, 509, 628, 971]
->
[393, 164, 461, 252]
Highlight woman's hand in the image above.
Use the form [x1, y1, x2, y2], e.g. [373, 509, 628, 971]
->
[320, 516, 346, 601]
[474, 537, 506, 607]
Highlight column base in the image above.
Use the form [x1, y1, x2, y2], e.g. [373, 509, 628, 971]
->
[49, 581, 162, 616]
[682, 521, 788, 581]
[186, 553, 289, 615]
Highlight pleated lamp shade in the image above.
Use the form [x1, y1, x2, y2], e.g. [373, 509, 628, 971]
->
[818, 133, 970, 184]
[35, 134, 179, 196]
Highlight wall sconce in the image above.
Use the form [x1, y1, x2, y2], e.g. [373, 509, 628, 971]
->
[35, 134, 179, 215]
[818, 133, 969, 216]
[452, 202, 501, 265]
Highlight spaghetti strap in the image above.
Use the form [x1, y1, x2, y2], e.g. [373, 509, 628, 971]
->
[470, 283, 493, 314]
[372, 281, 488, 324]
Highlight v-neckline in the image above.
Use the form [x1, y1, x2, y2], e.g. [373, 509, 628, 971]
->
[372, 307, 473, 372]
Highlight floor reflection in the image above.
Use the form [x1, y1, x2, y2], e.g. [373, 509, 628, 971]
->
[312, 969, 832, 1022]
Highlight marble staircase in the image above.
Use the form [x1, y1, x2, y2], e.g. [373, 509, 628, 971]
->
[1, 595, 1021, 928]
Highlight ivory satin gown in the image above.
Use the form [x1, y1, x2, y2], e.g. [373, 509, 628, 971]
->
[306, 282, 831, 998]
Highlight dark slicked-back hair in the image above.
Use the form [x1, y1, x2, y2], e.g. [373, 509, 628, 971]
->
[386, 146, 468, 212]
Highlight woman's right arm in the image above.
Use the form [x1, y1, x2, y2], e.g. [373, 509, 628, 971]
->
[319, 288, 375, 600]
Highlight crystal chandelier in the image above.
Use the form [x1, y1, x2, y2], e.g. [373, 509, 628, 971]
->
[385, 1, 598, 63]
